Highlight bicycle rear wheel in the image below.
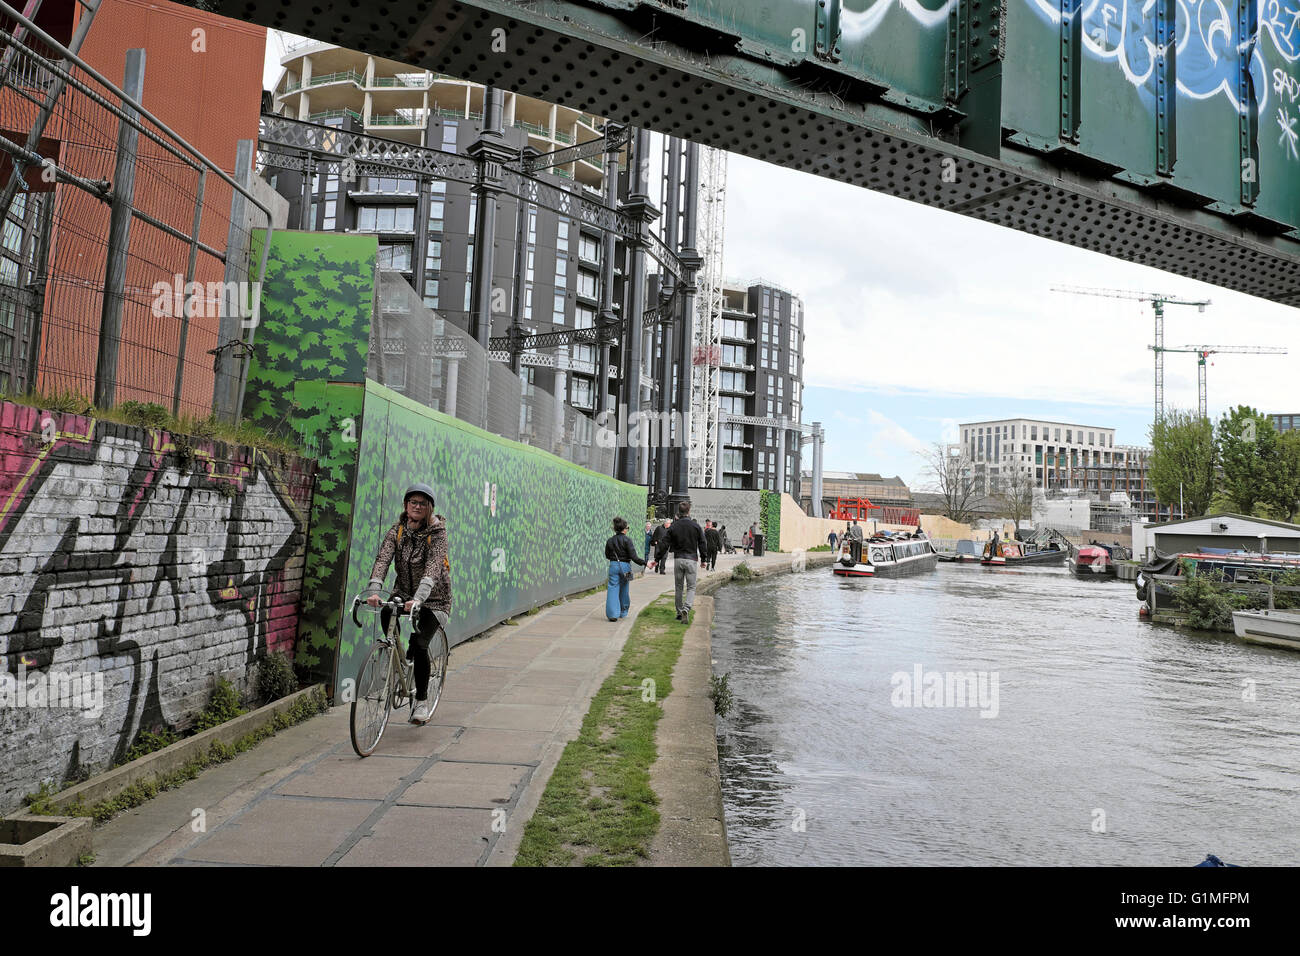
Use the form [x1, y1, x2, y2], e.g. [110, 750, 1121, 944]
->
[425, 628, 450, 714]
[350, 641, 394, 757]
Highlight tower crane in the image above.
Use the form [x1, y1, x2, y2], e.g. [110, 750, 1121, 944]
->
[1051, 285, 1211, 424]
[1151, 345, 1288, 420]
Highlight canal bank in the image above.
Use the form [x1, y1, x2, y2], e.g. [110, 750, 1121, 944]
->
[646, 550, 837, 866]
[85, 549, 810, 866]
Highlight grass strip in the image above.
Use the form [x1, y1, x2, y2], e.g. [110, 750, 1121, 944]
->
[514, 595, 686, 867]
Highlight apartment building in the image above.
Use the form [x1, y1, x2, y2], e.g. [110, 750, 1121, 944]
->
[265, 43, 623, 414]
[956, 418, 1181, 523]
[715, 279, 806, 494]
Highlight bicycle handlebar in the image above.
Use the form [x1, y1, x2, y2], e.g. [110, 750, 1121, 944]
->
[351, 592, 406, 629]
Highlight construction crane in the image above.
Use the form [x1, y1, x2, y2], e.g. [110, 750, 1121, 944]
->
[1152, 345, 1288, 420]
[1052, 285, 1211, 424]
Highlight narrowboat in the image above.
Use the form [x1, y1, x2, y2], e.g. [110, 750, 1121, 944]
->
[1136, 549, 1300, 620]
[980, 539, 1067, 567]
[1069, 545, 1115, 578]
[833, 533, 938, 578]
[936, 540, 981, 563]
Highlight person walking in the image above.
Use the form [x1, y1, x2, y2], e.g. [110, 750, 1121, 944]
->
[828, 530, 838, 552]
[605, 517, 647, 621]
[720, 524, 733, 554]
[704, 520, 721, 571]
[366, 482, 452, 725]
[644, 520, 654, 559]
[668, 499, 706, 623]
[650, 518, 671, 574]
[742, 528, 752, 554]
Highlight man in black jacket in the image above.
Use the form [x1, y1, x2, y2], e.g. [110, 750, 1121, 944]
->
[650, 518, 671, 574]
[704, 521, 721, 571]
[667, 500, 707, 622]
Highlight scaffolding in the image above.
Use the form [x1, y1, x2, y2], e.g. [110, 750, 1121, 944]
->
[689, 144, 725, 487]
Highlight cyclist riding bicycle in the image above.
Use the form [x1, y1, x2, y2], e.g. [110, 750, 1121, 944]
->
[366, 482, 452, 724]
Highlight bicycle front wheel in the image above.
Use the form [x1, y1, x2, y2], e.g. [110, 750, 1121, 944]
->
[425, 628, 450, 714]
[350, 641, 394, 757]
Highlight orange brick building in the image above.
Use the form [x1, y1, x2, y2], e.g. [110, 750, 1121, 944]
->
[1, 0, 265, 414]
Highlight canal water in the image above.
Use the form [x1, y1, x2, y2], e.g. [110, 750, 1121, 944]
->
[712, 562, 1300, 866]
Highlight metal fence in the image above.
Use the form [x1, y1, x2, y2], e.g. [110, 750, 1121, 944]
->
[0, 1, 271, 418]
[369, 271, 615, 475]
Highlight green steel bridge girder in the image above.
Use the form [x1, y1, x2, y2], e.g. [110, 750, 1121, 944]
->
[212, 0, 1300, 307]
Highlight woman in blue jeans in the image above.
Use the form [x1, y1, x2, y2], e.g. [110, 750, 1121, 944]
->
[604, 516, 647, 620]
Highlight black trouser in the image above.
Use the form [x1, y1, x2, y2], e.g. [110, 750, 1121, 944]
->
[655, 545, 669, 573]
[850, 540, 862, 565]
[707, 547, 717, 570]
[380, 604, 439, 699]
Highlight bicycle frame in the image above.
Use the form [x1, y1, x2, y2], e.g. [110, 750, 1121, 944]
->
[352, 591, 414, 706]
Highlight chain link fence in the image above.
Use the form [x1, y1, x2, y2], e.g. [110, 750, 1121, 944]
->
[370, 271, 614, 475]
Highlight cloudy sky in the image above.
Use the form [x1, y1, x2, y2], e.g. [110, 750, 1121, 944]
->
[263, 34, 1300, 491]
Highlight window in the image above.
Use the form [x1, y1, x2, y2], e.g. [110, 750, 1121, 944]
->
[577, 271, 597, 299]
[722, 424, 745, 446]
[575, 304, 596, 329]
[441, 122, 458, 151]
[721, 395, 745, 413]
[425, 238, 442, 273]
[1030, 426, 1037, 440]
[357, 206, 415, 232]
[377, 242, 412, 270]
[722, 449, 744, 472]
[571, 377, 593, 408]
[423, 280, 439, 309]
[553, 291, 566, 323]
[721, 370, 746, 391]
[721, 344, 748, 366]
[1055, 428, 1061, 441]
[578, 234, 599, 261]
[1088, 431, 1094, 445]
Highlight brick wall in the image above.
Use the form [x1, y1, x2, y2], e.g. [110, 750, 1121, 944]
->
[0, 401, 314, 812]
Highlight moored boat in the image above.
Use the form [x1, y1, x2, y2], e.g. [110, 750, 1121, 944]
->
[936, 540, 981, 563]
[1231, 609, 1300, 651]
[1069, 545, 1115, 578]
[981, 539, 1067, 567]
[833, 533, 938, 578]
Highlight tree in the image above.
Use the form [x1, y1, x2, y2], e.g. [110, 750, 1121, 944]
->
[1216, 406, 1300, 520]
[1148, 408, 1217, 518]
[994, 460, 1035, 536]
[918, 442, 979, 524]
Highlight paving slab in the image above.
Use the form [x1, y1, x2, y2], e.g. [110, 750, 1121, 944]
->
[275, 754, 424, 800]
[440, 728, 551, 763]
[399, 762, 531, 809]
[467, 702, 566, 732]
[180, 796, 379, 866]
[335, 806, 490, 867]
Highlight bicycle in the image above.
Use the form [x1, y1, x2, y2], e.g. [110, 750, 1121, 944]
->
[348, 589, 450, 757]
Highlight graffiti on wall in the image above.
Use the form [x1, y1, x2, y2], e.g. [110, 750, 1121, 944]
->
[0, 403, 310, 791]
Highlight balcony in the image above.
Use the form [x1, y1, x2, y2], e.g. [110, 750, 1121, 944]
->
[368, 110, 430, 127]
[370, 74, 431, 89]
[308, 108, 363, 124]
[285, 70, 365, 93]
